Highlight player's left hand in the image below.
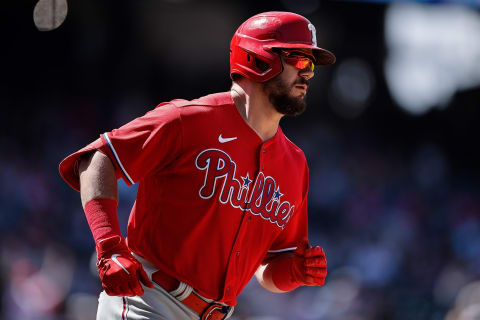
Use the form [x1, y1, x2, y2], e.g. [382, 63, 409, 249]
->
[291, 238, 327, 286]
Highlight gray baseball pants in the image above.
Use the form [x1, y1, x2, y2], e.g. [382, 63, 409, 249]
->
[96, 254, 233, 320]
[96, 284, 199, 320]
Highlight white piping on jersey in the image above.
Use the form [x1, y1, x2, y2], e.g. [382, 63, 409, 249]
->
[103, 132, 135, 185]
[267, 247, 297, 253]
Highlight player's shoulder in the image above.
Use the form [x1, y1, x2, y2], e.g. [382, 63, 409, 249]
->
[157, 92, 233, 111]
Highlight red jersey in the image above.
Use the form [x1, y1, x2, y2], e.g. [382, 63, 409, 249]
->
[59, 92, 309, 305]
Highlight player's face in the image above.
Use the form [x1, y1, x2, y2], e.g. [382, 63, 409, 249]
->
[263, 51, 315, 116]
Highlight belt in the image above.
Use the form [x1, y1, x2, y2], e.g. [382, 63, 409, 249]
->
[151, 271, 232, 320]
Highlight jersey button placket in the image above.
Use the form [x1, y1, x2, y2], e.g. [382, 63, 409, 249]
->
[224, 211, 250, 299]
[260, 146, 266, 171]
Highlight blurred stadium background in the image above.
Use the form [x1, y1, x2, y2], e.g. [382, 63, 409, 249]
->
[1, 0, 480, 319]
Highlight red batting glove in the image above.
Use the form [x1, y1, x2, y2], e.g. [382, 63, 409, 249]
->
[96, 235, 154, 296]
[271, 238, 327, 291]
[291, 238, 327, 286]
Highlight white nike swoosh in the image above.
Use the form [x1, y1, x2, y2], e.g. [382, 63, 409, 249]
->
[218, 134, 237, 143]
[111, 254, 130, 274]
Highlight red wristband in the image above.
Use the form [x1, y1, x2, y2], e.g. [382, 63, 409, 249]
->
[84, 198, 122, 245]
[270, 255, 302, 292]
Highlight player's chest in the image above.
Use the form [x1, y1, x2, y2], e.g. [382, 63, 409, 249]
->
[177, 132, 305, 229]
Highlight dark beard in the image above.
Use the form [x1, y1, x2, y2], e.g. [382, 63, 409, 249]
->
[263, 76, 308, 116]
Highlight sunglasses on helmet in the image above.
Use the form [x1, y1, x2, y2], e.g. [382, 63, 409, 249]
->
[279, 50, 315, 72]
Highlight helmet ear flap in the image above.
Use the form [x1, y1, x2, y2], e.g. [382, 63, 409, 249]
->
[248, 53, 273, 75]
[231, 47, 274, 80]
[230, 45, 283, 82]
[254, 57, 270, 73]
[246, 52, 271, 73]
[245, 53, 267, 72]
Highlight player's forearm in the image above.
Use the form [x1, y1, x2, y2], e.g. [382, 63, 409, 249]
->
[78, 151, 123, 249]
[79, 151, 118, 208]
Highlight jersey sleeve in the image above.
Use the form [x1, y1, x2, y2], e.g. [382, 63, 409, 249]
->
[267, 165, 309, 254]
[58, 103, 183, 191]
[58, 137, 108, 192]
[100, 103, 182, 186]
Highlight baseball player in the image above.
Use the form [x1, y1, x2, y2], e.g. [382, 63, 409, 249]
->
[59, 11, 335, 320]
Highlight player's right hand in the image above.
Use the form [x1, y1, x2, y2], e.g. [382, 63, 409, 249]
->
[96, 235, 154, 296]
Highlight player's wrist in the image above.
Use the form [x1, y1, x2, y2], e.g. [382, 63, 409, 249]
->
[270, 254, 303, 292]
[96, 234, 129, 259]
[84, 198, 125, 258]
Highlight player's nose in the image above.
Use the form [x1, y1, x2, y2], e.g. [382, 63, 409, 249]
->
[299, 68, 314, 81]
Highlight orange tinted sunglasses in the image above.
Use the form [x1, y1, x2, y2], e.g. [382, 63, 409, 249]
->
[280, 50, 315, 71]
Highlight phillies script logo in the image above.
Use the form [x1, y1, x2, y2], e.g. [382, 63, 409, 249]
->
[195, 148, 294, 228]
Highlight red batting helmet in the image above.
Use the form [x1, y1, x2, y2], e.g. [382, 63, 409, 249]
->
[230, 11, 336, 82]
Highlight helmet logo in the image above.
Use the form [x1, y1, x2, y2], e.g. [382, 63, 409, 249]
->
[308, 23, 317, 47]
